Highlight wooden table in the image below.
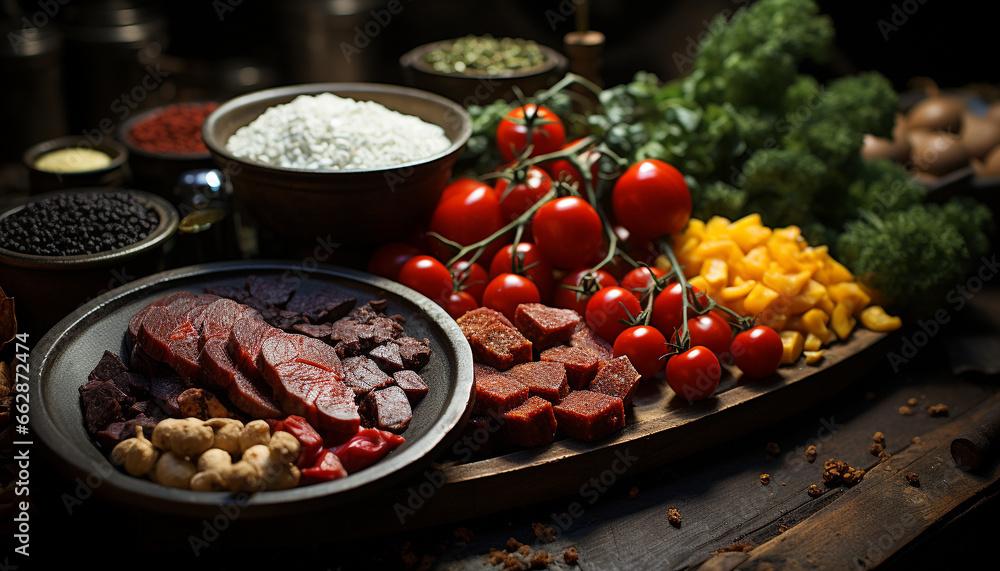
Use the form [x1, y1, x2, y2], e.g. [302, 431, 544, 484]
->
[21, 286, 1000, 570]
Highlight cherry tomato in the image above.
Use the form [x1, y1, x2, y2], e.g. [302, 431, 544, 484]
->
[440, 290, 478, 319]
[397, 255, 453, 302]
[532, 196, 604, 270]
[428, 184, 506, 262]
[544, 139, 601, 190]
[665, 346, 721, 401]
[731, 325, 783, 377]
[365, 241, 421, 281]
[495, 104, 566, 162]
[493, 166, 553, 223]
[620, 266, 667, 303]
[488, 242, 555, 303]
[585, 286, 642, 343]
[551, 268, 618, 315]
[450, 260, 490, 303]
[612, 159, 692, 243]
[672, 312, 733, 358]
[613, 325, 668, 380]
[651, 282, 702, 340]
[481, 273, 541, 321]
[440, 178, 492, 203]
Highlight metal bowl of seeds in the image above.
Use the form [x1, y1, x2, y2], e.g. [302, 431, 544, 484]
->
[399, 34, 568, 106]
[0, 188, 179, 339]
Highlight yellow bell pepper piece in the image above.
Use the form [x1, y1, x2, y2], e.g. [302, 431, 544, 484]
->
[762, 267, 814, 297]
[744, 283, 780, 316]
[827, 282, 871, 316]
[804, 350, 824, 365]
[804, 332, 824, 351]
[831, 302, 857, 340]
[779, 330, 804, 364]
[701, 258, 729, 293]
[720, 280, 756, 301]
[704, 216, 732, 238]
[728, 214, 773, 253]
[860, 306, 902, 332]
[800, 308, 831, 339]
[785, 279, 828, 315]
[741, 246, 771, 282]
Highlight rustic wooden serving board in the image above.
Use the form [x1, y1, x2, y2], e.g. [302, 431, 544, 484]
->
[396, 327, 896, 530]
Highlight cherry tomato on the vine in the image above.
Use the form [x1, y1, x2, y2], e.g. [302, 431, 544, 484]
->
[366, 241, 421, 281]
[440, 290, 478, 319]
[672, 311, 733, 359]
[488, 242, 554, 303]
[532, 196, 604, 270]
[585, 286, 642, 344]
[428, 183, 506, 262]
[665, 346, 721, 401]
[450, 260, 490, 303]
[493, 165, 553, 223]
[440, 178, 492, 203]
[397, 255, 453, 302]
[620, 266, 667, 304]
[481, 273, 541, 321]
[613, 325, 668, 381]
[612, 159, 692, 243]
[544, 139, 602, 191]
[495, 104, 566, 162]
[651, 282, 703, 340]
[551, 268, 618, 316]
[731, 325, 783, 378]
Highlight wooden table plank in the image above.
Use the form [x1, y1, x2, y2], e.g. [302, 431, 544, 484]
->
[699, 391, 1000, 570]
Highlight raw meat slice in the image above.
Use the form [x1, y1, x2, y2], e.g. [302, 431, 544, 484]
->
[228, 316, 282, 380]
[468, 321, 533, 371]
[513, 303, 581, 349]
[539, 345, 600, 390]
[292, 322, 334, 339]
[588, 355, 642, 407]
[136, 305, 201, 377]
[501, 396, 557, 447]
[196, 298, 258, 347]
[504, 361, 569, 403]
[360, 385, 412, 433]
[553, 390, 625, 441]
[199, 336, 283, 418]
[392, 370, 429, 404]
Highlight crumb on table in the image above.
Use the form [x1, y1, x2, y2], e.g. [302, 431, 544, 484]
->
[905, 472, 920, 487]
[927, 403, 949, 417]
[873, 431, 886, 444]
[807, 484, 824, 497]
[870, 442, 885, 456]
[529, 550, 553, 568]
[629, 486, 639, 499]
[563, 547, 579, 565]
[668, 508, 682, 527]
[716, 542, 754, 554]
[805, 445, 818, 463]
[899, 405, 913, 416]
[907, 397, 919, 406]
[760, 473, 771, 485]
[531, 522, 556, 543]
[766, 442, 781, 455]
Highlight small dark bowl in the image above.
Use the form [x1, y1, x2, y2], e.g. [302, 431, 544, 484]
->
[0, 188, 179, 339]
[23, 136, 129, 194]
[399, 40, 568, 105]
[118, 102, 219, 201]
[201, 82, 472, 246]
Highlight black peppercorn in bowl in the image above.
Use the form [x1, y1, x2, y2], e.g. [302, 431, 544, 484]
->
[0, 188, 179, 339]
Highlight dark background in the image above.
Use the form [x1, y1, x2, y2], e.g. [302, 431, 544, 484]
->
[2, 0, 999, 178]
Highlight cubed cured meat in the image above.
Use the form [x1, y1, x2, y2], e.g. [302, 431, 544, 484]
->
[504, 361, 569, 403]
[369, 342, 404, 373]
[456, 306, 515, 339]
[539, 345, 600, 390]
[245, 274, 297, 307]
[341, 356, 395, 398]
[395, 336, 432, 370]
[468, 322, 533, 371]
[392, 370, 429, 404]
[588, 356, 642, 407]
[501, 396, 557, 447]
[472, 363, 529, 415]
[513, 303, 582, 349]
[553, 390, 625, 441]
[569, 323, 615, 367]
[360, 385, 413, 433]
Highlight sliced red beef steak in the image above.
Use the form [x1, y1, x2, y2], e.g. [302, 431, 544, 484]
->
[199, 336, 283, 418]
[228, 316, 284, 380]
[258, 333, 360, 440]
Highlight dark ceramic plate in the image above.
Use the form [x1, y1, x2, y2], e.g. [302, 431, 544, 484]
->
[28, 260, 474, 519]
